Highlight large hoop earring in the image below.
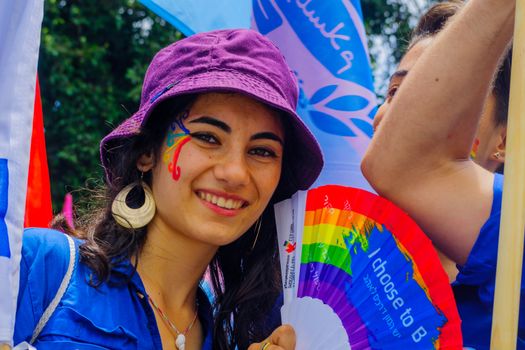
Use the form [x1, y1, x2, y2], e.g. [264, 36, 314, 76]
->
[250, 217, 263, 251]
[111, 180, 156, 229]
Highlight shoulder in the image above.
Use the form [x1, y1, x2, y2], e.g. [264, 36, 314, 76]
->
[15, 229, 81, 344]
[456, 173, 504, 285]
[23, 227, 77, 250]
[21, 228, 80, 271]
[377, 163, 495, 265]
[476, 173, 503, 239]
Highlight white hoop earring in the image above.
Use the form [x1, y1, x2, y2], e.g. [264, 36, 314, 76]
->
[111, 181, 156, 229]
[494, 151, 501, 159]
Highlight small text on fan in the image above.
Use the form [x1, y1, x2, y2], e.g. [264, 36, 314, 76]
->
[364, 247, 429, 343]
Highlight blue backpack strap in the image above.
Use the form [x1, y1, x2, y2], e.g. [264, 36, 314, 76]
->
[29, 234, 76, 344]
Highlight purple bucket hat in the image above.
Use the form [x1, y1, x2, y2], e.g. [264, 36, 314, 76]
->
[100, 29, 323, 196]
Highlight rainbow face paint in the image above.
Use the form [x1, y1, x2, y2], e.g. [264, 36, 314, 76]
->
[470, 138, 480, 160]
[163, 111, 191, 181]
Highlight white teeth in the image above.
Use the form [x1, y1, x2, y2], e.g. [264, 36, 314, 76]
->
[198, 191, 244, 210]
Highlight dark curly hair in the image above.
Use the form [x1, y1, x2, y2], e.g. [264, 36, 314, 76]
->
[54, 94, 289, 348]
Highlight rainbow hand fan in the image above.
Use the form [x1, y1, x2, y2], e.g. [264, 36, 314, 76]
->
[274, 186, 462, 350]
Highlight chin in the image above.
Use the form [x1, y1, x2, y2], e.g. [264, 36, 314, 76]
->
[211, 233, 245, 247]
[194, 226, 247, 247]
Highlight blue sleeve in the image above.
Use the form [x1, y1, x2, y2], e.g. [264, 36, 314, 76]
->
[14, 228, 73, 344]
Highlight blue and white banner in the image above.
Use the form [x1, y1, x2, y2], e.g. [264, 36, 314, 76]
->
[252, 0, 376, 189]
[140, 0, 377, 190]
[0, 0, 44, 345]
[140, 0, 251, 36]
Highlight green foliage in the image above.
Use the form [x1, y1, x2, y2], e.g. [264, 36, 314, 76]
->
[362, 0, 432, 96]
[40, 0, 432, 209]
[39, 0, 183, 207]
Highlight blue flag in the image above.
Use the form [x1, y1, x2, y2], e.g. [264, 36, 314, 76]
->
[0, 0, 44, 344]
[140, 0, 377, 190]
[252, 0, 376, 190]
[139, 0, 251, 36]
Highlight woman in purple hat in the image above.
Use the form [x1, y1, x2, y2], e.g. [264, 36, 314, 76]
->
[14, 29, 323, 350]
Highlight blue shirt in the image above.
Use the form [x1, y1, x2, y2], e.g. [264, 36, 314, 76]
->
[454, 173, 525, 349]
[14, 228, 213, 349]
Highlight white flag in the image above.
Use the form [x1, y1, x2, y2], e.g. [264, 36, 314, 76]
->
[0, 0, 44, 345]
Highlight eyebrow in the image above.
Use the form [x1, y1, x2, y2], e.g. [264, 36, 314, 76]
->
[390, 69, 409, 82]
[189, 116, 231, 132]
[251, 132, 283, 145]
[189, 116, 283, 144]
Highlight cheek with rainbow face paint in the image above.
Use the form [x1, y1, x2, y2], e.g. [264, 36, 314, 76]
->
[470, 138, 480, 160]
[163, 112, 192, 181]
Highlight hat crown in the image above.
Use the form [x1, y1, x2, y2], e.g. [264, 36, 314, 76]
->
[140, 29, 298, 112]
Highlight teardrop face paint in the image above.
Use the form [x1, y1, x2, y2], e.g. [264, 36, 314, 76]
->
[163, 112, 192, 181]
[470, 138, 480, 160]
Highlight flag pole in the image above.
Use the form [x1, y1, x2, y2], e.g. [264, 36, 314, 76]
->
[491, 0, 525, 348]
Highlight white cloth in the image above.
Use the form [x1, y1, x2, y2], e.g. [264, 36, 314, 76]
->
[0, 0, 44, 346]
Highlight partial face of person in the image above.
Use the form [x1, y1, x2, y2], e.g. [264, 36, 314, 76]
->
[143, 92, 284, 247]
[372, 38, 432, 133]
[373, 38, 505, 172]
[470, 94, 506, 172]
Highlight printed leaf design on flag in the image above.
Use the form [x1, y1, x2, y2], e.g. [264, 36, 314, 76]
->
[368, 105, 378, 120]
[309, 110, 356, 137]
[309, 85, 338, 105]
[0, 159, 9, 258]
[325, 95, 369, 112]
[351, 118, 374, 138]
[308, 86, 374, 138]
[252, 0, 282, 35]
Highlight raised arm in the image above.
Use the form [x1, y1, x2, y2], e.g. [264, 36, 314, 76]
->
[362, 0, 515, 264]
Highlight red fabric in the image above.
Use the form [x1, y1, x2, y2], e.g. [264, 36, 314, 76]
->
[24, 78, 52, 228]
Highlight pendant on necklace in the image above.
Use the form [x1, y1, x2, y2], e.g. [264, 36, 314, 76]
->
[175, 333, 186, 350]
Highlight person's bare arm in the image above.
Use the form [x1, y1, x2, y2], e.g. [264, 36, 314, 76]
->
[362, 0, 514, 265]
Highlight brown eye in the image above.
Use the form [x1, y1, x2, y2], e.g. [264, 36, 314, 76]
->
[387, 85, 399, 100]
[190, 132, 220, 145]
[249, 147, 277, 158]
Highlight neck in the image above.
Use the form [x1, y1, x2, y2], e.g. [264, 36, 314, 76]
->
[137, 216, 217, 309]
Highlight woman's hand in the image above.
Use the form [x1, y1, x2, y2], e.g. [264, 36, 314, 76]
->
[247, 324, 296, 350]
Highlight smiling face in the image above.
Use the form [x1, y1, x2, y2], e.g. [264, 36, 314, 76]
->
[373, 38, 506, 172]
[141, 92, 284, 247]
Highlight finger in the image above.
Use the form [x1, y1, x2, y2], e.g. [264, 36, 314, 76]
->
[253, 341, 282, 350]
[247, 340, 274, 350]
[269, 324, 295, 349]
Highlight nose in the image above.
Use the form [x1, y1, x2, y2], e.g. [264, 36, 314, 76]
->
[373, 101, 388, 133]
[213, 149, 250, 189]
